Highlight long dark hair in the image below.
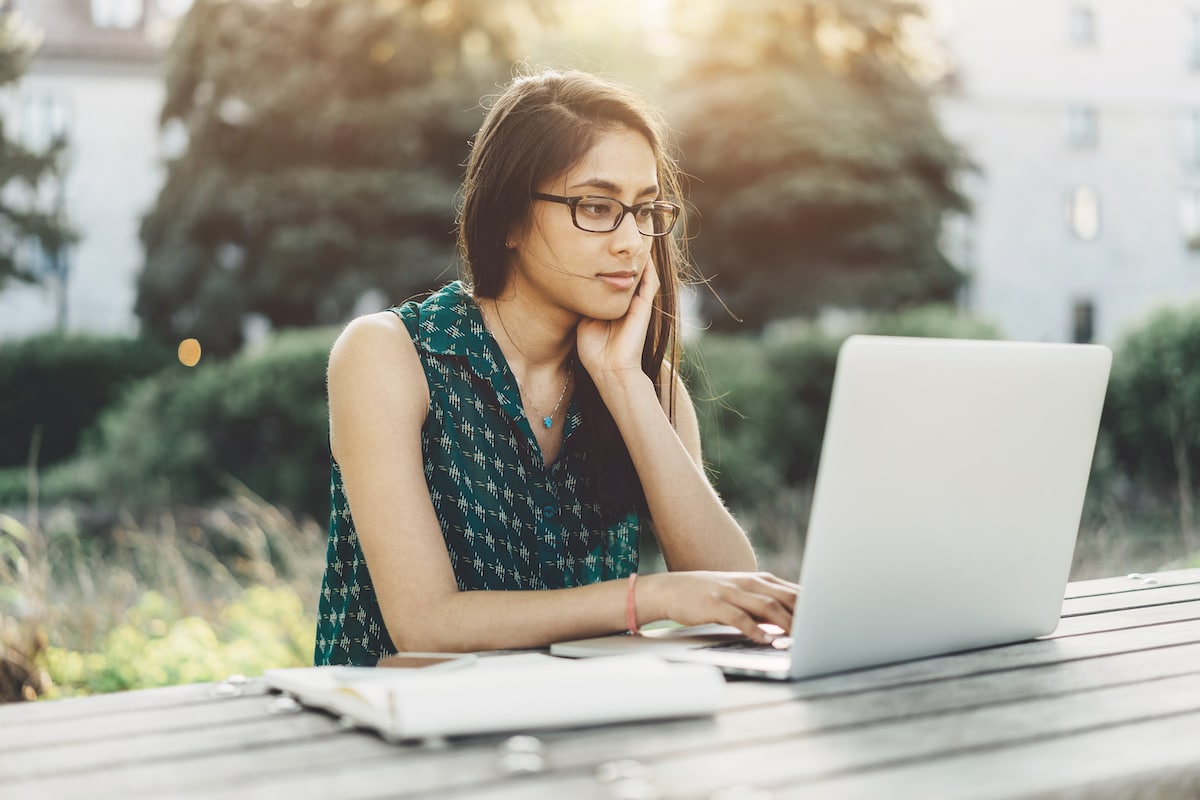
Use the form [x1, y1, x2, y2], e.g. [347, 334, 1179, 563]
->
[458, 69, 689, 521]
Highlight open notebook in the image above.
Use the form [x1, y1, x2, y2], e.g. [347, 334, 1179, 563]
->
[264, 653, 724, 741]
[553, 335, 1112, 680]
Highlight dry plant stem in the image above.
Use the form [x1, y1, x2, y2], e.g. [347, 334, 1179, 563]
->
[25, 425, 40, 541]
[1168, 403, 1197, 553]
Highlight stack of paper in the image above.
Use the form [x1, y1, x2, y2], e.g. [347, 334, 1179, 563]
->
[264, 653, 724, 741]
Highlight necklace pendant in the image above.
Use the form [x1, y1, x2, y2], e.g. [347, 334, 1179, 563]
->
[542, 416, 553, 429]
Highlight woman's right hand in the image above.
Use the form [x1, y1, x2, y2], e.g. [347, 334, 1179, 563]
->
[636, 571, 800, 644]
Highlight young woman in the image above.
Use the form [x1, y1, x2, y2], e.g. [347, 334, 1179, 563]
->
[316, 69, 798, 666]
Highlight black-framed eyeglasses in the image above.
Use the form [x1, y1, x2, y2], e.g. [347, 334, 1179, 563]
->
[532, 192, 680, 237]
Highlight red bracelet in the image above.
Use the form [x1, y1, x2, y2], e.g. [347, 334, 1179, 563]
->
[626, 572, 640, 635]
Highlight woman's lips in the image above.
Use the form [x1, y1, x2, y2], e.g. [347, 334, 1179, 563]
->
[597, 271, 637, 291]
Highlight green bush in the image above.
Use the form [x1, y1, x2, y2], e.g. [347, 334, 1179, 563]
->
[0, 459, 105, 509]
[684, 329, 838, 508]
[0, 335, 173, 469]
[84, 326, 339, 519]
[684, 305, 1001, 508]
[39, 585, 314, 697]
[1103, 304, 1200, 514]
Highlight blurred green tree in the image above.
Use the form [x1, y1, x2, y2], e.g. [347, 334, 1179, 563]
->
[0, 13, 74, 290]
[137, 0, 546, 355]
[1102, 303, 1200, 551]
[667, 0, 971, 329]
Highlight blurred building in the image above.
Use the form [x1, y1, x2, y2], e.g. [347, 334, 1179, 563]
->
[0, 0, 183, 338]
[935, 0, 1200, 344]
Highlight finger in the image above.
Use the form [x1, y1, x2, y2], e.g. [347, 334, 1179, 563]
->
[714, 605, 772, 644]
[733, 575, 800, 613]
[703, 585, 788, 643]
[735, 589, 794, 632]
[637, 259, 661, 305]
[753, 571, 801, 590]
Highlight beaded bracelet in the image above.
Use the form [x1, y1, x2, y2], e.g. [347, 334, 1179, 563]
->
[626, 572, 640, 635]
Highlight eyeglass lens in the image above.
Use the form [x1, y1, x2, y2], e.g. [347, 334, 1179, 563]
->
[575, 199, 677, 235]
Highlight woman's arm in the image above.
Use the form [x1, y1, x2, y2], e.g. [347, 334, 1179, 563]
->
[620, 367, 758, 572]
[330, 312, 793, 652]
[576, 262, 758, 573]
[333, 309, 792, 652]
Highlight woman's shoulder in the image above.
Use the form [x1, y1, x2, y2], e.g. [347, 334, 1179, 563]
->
[328, 310, 424, 397]
[331, 282, 470, 361]
[327, 310, 431, 456]
[333, 310, 414, 354]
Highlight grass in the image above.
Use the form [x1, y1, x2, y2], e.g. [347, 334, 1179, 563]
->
[0, 489, 326, 702]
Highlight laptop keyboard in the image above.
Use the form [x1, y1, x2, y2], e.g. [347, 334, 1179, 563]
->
[700, 636, 793, 654]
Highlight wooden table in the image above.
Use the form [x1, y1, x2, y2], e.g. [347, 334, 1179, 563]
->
[4, 568, 1200, 799]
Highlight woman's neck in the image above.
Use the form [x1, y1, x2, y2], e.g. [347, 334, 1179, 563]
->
[476, 292, 576, 379]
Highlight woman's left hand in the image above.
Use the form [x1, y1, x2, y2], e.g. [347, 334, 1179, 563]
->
[576, 259, 660, 392]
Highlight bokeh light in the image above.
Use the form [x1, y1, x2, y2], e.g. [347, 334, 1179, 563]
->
[177, 338, 202, 367]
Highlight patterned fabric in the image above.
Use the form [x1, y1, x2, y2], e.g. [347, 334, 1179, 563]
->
[315, 281, 641, 666]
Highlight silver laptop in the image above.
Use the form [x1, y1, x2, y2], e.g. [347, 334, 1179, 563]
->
[551, 335, 1112, 680]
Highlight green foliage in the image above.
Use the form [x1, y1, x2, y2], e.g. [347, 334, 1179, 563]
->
[85, 327, 338, 519]
[39, 585, 313, 697]
[137, 0, 549, 354]
[0, 459, 106, 509]
[668, 0, 971, 329]
[0, 13, 76, 289]
[0, 512, 47, 701]
[685, 305, 999, 507]
[685, 328, 839, 508]
[1104, 304, 1200, 506]
[0, 334, 173, 469]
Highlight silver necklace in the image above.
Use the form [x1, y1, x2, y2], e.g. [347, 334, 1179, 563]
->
[519, 366, 572, 430]
[478, 303, 573, 430]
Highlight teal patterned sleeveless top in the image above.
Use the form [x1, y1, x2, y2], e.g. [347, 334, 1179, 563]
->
[315, 281, 641, 665]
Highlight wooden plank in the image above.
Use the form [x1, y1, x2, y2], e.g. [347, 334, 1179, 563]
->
[0, 681, 224, 726]
[1050, 598, 1200, 636]
[102, 640, 1200, 800]
[0, 705, 352, 782]
[0, 686, 271, 752]
[454, 672, 1200, 800]
[1064, 568, 1200, 599]
[770, 710, 1200, 800]
[0, 729, 398, 800]
[1061, 582, 1200, 616]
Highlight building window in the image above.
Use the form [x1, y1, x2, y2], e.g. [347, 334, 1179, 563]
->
[1190, 12, 1200, 70]
[19, 94, 70, 152]
[1069, 5, 1095, 46]
[1067, 106, 1098, 148]
[1182, 110, 1200, 167]
[1066, 186, 1101, 240]
[156, 0, 192, 17]
[1181, 189, 1200, 250]
[1071, 300, 1096, 344]
[91, 0, 143, 29]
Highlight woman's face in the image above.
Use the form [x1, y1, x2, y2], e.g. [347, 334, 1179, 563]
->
[506, 126, 659, 321]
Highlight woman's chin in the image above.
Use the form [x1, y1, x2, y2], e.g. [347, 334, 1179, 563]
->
[585, 297, 635, 321]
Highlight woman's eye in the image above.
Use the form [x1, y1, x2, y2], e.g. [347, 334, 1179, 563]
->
[579, 202, 614, 218]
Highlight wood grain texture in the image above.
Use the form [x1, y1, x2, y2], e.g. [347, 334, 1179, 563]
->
[2, 568, 1199, 800]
